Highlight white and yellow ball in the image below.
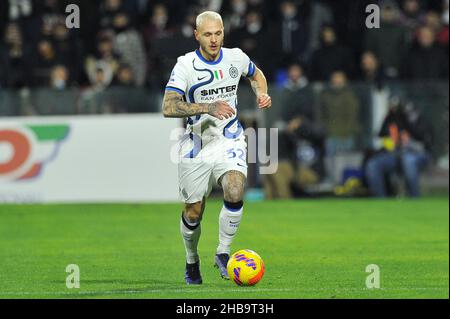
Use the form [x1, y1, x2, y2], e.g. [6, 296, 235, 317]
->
[227, 249, 265, 286]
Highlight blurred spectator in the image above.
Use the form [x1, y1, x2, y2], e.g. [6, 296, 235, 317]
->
[52, 20, 83, 85]
[364, 2, 408, 78]
[272, 0, 309, 66]
[144, 3, 187, 88]
[365, 98, 433, 197]
[141, 0, 189, 30]
[310, 25, 355, 81]
[195, 0, 223, 13]
[281, 63, 314, 121]
[358, 51, 385, 89]
[263, 127, 321, 199]
[112, 12, 147, 86]
[31, 38, 60, 86]
[0, 0, 448, 93]
[423, 11, 449, 47]
[1, 0, 32, 22]
[0, 0, 36, 43]
[93, 63, 114, 89]
[33, 0, 68, 43]
[180, 10, 197, 39]
[85, 32, 121, 88]
[319, 71, 361, 152]
[263, 117, 325, 199]
[50, 65, 69, 90]
[264, 62, 326, 198]
[229, 11, 267, 67]
[443, 0, 449, 25]
[100, 0, 126, 30]
[307, 0, 333, 56]
[143, 3, 175, 40]
[399, 0, 426, 36]
[262, 115, 298, 199]
[221, 0, 248, 33]
[112, 63, 135, 87]
[281, 62, 327, 181]
[0, 23, 30, 88]
[402, 25, 449, 79]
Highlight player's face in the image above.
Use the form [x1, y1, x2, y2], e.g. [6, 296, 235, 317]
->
[195, 19, 224, 60]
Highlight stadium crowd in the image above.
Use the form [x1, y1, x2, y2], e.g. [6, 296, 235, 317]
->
[0, 0, 448, 198]
[0, 0, 448, 90]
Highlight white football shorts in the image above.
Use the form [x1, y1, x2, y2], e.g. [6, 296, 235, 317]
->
[178, 134, 247, 204]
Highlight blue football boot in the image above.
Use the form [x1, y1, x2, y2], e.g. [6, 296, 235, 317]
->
[214, 253, 230, 280]
[185, 261, 202, 285]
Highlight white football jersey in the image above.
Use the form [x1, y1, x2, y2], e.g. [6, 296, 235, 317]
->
[166, 47, 256, 157]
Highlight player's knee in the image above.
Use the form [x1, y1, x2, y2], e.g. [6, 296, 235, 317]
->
[222, 171, 245, 203]
[184, 202, 203, 222]
[224, 183, 244, 203]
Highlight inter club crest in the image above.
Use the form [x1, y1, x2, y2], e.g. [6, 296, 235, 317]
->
[229, 66, 239, 78]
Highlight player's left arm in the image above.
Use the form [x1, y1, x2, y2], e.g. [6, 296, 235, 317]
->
[248, 67, 271, 109]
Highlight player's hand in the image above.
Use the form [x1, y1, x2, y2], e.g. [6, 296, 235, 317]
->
[208, 101, 235, 120]
[257, 93, 272, 109]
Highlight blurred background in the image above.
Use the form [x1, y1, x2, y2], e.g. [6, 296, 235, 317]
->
[0, 0, 448, 202]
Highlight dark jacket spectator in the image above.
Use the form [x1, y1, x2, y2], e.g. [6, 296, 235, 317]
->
[269, 0, 309, 68]
[229, 11, 268, 71]
[307, 0, 333, 55]
[358, 51, 386, 89]
[399, 0, 426, 37]
[280, 63, 315, 122]
[364, 3, 408, 78]
[30, 38, 61, 87]
[310, 25, 355, 81]
[0, 23, 31, 88]
[402, 26, 449, 79]
[52, 21, 83, 86]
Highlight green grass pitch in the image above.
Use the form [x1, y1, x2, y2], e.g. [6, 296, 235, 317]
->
[0, 198, 448, 299]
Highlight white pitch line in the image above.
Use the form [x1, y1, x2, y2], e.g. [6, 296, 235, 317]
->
[0, 287, 447, 297]
[0, 288, 294, 296]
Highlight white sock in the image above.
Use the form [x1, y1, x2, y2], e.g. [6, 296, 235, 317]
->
[180, 214, 201, 264]
[217, 202, 243, 255]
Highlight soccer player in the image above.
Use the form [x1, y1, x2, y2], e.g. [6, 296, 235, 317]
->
[162, 11, 271, 285]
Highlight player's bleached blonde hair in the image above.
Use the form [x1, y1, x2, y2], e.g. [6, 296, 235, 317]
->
[195, 11, 223, 30]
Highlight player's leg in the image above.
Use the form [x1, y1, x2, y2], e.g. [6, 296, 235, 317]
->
[210, 135, 247, 278]
[181, 199, 206, 284]
[181, 199, 205, 263]
[215, 170, 246, 279]
[178, 156, 212, 285]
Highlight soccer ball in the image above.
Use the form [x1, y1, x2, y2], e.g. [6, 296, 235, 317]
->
[227, 249, 265, 286]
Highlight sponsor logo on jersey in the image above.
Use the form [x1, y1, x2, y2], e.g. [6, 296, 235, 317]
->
[200, 85, 237, 96]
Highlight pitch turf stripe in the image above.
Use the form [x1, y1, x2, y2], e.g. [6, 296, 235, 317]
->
[0, 287, 448, 297]
[0, 288, 294, 296]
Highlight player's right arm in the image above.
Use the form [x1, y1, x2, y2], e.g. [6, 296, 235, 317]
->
[162, 90, 235, 120]
[163, 57, 235, 120]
